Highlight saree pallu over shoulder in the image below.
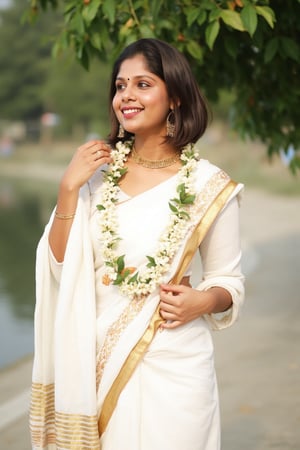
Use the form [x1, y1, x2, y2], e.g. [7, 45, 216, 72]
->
[30, 183, 101, 450]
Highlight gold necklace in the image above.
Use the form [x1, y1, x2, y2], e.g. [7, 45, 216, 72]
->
[131, 146, 181, 169]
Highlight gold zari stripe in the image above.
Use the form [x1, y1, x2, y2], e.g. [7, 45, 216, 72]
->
[30, 383, 100, 449]
[98, 179, 238, 435]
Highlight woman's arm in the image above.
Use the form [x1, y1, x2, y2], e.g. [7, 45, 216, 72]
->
[159, 196, 244, 329]
[49, 140, 112, 262]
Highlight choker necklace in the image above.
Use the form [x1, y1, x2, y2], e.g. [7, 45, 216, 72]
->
[131, 146, 181, 169]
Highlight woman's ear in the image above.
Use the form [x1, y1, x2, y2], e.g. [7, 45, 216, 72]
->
[170, 98, 181, 110]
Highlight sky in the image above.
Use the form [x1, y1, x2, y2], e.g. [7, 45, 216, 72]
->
[0, 0, 11, 9]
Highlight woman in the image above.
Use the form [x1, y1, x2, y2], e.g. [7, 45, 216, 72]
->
[30, 38, 244, 450]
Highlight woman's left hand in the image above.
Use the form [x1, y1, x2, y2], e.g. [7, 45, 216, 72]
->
[159, 284, 215, 329]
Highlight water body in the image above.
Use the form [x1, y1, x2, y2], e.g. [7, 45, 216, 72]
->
[0, 177, 56, 368]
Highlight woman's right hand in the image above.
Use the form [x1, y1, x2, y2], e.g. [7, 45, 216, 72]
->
[49, 140, 112, 262]
[61, 140, 112, 192]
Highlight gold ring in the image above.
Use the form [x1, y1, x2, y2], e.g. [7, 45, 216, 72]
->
[97, 150, 101, 158]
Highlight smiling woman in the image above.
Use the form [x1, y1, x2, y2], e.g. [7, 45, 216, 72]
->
[30, 38, 244, 450]
[112, 56, 173, 149]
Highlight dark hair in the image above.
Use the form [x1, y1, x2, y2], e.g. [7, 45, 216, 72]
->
[108, 38, 209, 150]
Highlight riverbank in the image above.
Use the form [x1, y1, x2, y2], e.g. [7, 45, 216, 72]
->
[0, 355, 32, 449]
[0, 187, 299, 449]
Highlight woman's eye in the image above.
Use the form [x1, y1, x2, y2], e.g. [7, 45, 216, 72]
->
[116, 83, 125, 91]
[138, 81, 150, 88]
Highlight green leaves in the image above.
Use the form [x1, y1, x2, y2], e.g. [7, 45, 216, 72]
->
[146, 256, 157, 268]
[102, 0, 116, 25]
[280, 37, 300, 62]
[169, 183, 195, 219]
[105, 166, 128, 185]
[205, 20, 220, 50]
[116, 255, 125, 273]
[241, 4, 257, 37]
[264, 36, 300, 63]
[27, 0, 300, 171]
[112, 255, 128, 285]
[82, 0, 101, 24]
[264, 37, 279, 63]
[108, 255, 138, 285]
[177, 183, 196, 205]
[255, 6, 276, 29]
[186, 40, 203, 61]
[220, 10, 245, 32]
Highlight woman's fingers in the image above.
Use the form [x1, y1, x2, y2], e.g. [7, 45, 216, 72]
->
[159, 284, 204, 329]
[79, 140, 112, 163]
[61, 141, 112, 191]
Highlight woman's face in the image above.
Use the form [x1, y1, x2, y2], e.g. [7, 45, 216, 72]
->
[112, 54, 173, 138]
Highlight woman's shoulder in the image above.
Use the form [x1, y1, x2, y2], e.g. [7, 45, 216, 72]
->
[195, 158, 244, 201]
[195, 157, 229, 181]
[196, 157, 222, 172]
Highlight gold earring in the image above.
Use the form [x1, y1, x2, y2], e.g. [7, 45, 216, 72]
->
[117, 124, 125, 138]
[166, 111, 175, 138]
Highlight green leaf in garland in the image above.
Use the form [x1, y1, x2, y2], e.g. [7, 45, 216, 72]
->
[128, 272, 139, 284]
[97, 204, 105, 211]
[181, 194, 196, 204]
[178, 210, 190, 220]
[113, 274, 124, 285]
[168, 202, 179, 213]
[176, 183, 185, 194]
[119, 167, 128, 177]
[146, 256, 157, 268]
[116, 255, 125, 273]
[105, 261, 114, 267]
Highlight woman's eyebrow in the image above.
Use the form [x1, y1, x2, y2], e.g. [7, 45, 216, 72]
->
[116, 74, 156, 81]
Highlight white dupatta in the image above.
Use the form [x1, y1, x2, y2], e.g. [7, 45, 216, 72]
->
[30, 184, 100, 450]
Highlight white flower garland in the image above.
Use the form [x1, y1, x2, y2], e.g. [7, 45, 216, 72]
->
[97, 140, 199, 300]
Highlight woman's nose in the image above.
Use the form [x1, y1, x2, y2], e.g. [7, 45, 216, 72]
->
[122, 85, 135, 101]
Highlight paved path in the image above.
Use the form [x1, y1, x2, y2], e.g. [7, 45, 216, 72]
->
[0, 357, 32, 449]
[214, 188, 300, 450]
[0, 188, 299, 449]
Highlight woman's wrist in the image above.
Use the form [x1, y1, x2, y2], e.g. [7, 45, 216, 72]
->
[203, 287, 232, 315]
[59, 176, 81, 194]
[55, 210, 76, 220]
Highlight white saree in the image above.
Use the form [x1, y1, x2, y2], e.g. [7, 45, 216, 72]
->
[30, 158, 244, 450]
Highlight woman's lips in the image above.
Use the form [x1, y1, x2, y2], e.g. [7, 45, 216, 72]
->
[122, 108, 143, 119]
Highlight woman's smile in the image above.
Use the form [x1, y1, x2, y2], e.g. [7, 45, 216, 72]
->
[121, 107, 144, 119]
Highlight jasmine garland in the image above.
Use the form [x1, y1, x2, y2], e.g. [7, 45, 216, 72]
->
[97, 140, 199, 301]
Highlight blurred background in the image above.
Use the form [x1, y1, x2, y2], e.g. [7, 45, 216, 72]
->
[0, 0, 299, 449]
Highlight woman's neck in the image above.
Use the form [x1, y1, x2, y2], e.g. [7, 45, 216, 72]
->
[133, 136, 177, 160]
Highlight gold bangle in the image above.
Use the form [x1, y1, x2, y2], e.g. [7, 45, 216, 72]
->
[55, 211, 76, 220]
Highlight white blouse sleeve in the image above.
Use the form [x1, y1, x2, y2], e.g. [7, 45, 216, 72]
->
[196, 195, 245, 330]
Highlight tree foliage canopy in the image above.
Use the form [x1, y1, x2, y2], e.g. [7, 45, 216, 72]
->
[0, 0, 110, 136]
[27, 0, 300, 170]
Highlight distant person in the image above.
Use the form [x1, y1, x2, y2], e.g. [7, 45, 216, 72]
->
[0, 135, 14, 157]
[30, 38, 245, 450]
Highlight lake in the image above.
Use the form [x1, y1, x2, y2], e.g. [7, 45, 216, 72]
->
[0, 176, 56, 369]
